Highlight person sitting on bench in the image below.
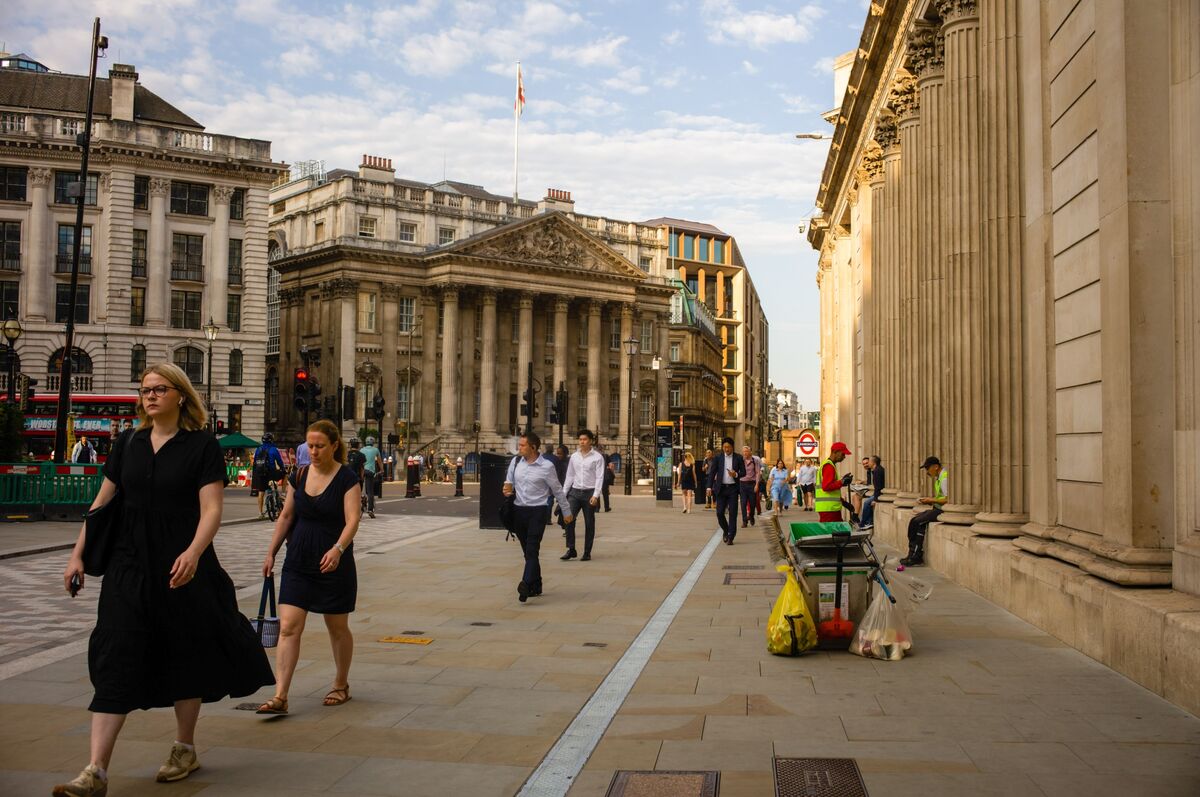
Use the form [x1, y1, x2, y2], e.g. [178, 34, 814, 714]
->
[902, 456, 948, 566]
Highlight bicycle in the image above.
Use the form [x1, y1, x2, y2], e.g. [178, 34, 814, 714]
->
[264, 480, 284, 521]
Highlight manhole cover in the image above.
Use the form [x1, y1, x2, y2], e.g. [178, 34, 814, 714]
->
[773, 757, 869, 797]
[723, 564, 767, 570]
[724, 572, 785, 586]
[605, 770, 719, 797]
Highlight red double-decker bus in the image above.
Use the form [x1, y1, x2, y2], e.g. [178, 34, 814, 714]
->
[22, 393, 140, 461]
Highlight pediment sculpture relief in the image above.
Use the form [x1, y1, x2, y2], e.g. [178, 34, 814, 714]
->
[474, 226, 604, 272]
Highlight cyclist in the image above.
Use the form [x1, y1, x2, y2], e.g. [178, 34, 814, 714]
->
[252, 433, 286, 519]
[359, 437, 383, 518]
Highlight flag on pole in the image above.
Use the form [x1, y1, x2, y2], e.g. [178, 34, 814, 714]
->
[515, 64, 525, 116]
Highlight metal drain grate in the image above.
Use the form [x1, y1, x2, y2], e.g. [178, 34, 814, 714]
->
[773, 757, 869, 797]
[582, 642, 608, 648]
[470, 622, 493, 626]
[401, 630, 424, 635]
[723, 572, 786, 586]
[723, 564, 767, 570]
[605, 770, 719, 797]
[233, 702, 262, 711]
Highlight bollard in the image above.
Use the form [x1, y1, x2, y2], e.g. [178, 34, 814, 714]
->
[454, 464, 464, 497]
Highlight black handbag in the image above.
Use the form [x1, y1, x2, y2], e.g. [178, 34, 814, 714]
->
[82, 430, 130, 577]
[498, 494, 516, 538]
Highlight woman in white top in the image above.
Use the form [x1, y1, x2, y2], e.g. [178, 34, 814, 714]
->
[796, 459, 818, 511]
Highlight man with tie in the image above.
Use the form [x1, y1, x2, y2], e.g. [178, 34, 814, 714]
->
[706, 437, 746, 545]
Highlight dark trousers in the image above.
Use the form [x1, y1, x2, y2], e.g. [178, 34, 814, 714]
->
[565, 488, 597, 554]
[513, 505, 550, 591]
[363, 471, 376, 511]
[602, 482, 611, 511]
[739, 482, 758, 524]
[907, 506, 942, 553]
[714, 484, 739, 540]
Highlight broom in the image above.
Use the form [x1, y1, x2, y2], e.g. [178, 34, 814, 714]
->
[818, 535, 856, 639]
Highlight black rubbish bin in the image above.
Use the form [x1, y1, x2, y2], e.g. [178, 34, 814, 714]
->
[478, 452, 510, 529]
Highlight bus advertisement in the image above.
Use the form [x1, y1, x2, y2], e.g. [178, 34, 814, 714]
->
[22, 394, 139, 461]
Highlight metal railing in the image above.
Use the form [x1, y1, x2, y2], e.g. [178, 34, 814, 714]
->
[55, 254, 92, 273]
[45, 373, 93, 392]
[170, 261, 204, 281]
[0, 462, 105, 518]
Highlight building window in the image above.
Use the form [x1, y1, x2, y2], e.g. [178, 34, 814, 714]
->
[577, 382, 587, 427]
[56, 224, 92, 273]
[130, 286, 145, 326]
[358, 216, 376, 238]
[170, 290, 202, 329]
[229, 188, 245, 220]
[639, 256, 651, 271]
[358, 291, 377, 332]
[132, 229, 147, 277]
[670, 385, 681, 407]
[130, 345, 146, 381]
[0, 281, 18, 317]
[55, 283, 89, 323]
[0, 166, 26, 201]
[610, 317, 621, 350]
[398, 222, 416, 243]
[227, 239, 242, 285]
[170, 181, 209, 216]
[173, 345, 205, 384]
[609, 386, 620, 427]
[696, 237, 707, 262]
[640, 319, 653, 353]
[398, 296, 415, 332]
[474, 385, 481, 422]
[545, 318, 554, 345]
[640, 393, 653, 427]
[438, 226, 455, 245]
[227, 294, 241, 332]
[434, 379, 441, 426]
[133, 175, 149, 210]
[713, 239, 724, 262]
[229, 349, 243, 386]
[313, 220, 325, 242]
[59, 118, 82, 136]
[668, 233, 677, 258]
[0, 222, 19, 271]
[397, 381, 411, 421]
[54, 171, 98, 205]
[683, 235, 694, 260]
[670, 342, 680, 362]
[170, 233, 204, 281]
[510, 311, 518, 342]
[577, 315, 588, 347]
[271, 200, 286, 215]
[474, 303, 482, 339]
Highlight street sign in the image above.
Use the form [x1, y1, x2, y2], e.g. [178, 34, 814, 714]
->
[243, 398, 264, 406]
[796, 429, 819, 459]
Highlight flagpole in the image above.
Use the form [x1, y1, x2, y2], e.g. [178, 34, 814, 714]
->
[513, 61, 520, 207]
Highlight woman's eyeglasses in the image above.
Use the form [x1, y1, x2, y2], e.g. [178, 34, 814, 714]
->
[137, 385, 177, 398]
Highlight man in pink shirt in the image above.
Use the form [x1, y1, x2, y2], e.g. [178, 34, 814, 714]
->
[740, 445, 761, 527]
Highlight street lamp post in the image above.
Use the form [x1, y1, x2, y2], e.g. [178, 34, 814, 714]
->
[2, 317, 22, 405]
[203, 317, 219, 432]
[624, 337, 639, 496]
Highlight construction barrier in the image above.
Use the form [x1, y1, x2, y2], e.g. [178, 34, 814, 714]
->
[0, 462, 104, 521]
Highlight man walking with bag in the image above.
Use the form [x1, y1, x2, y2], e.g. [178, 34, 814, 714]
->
[561, 429, 605, 561]
[707, 437, 745, 545]
[503, 432, 572, 602]
[740, 445, 762, 527]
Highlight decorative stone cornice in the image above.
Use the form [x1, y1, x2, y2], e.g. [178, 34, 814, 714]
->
[321, 277, 359, 299]
[278, 286, 305, 307]
[935, 0, 977, 24]
[28, 167, 52, 187]
[873, 116, 899, 152]
[908, 24, 944, 79]
[890, 75, 920, 121]
[859, 144, 885, 181]
[149, 177, 171, 197]
[213, 185, 235, 204]
[380, 283, 402, 299]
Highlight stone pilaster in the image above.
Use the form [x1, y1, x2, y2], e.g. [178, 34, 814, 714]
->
[381, 283, 399, 436]
[479, 289, 498, 433]
[586, 300, 603, 431]
[516, 292, 533, 402]
[147, 178, 170, 326]
[861, 147, 884, 473]
[656, 311, 670, 421]
[893, 74, 921, 510]
[25, 168, 51, 321]
[419, 288, 438, 435]
[438, 286, 459, 433]
[210, 186, 232, 330]
[618, 303, 633, 441]
[936, 0, 983, 524]
[552, 296, 568, 398]
[874, 115, 901, 501]
[973, 0, 1027, 537]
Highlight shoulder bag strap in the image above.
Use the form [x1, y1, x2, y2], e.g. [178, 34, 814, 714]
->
[256, 574, 276, 623]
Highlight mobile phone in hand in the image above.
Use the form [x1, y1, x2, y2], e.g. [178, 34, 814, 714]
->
[69, 575, 81, 597]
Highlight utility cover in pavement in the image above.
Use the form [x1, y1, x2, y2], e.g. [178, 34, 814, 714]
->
[773, 757, 869, 797]
[724, 572, 785, 586]
[605, 770, 719, 797]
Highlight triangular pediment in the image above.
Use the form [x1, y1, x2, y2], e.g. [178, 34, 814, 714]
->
[441, 212, 648, 280]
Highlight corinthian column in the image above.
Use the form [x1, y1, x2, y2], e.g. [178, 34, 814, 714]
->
[892, 75, 921, 510]
[861, 147, 884, 471]
[874, 115, 901, 502]
[586, 301, 602, 430]
[936, 0, 983, 524]
[618, 303, 633, 440]
[516, 292, 533, 396]
[552, 297, 568, 396]
[479, 289, 498, 433]
[147, 178, 170, 326]
[972, 0, 1026, 537]
[438, 287, 459, 433]
[210, 186, 232, 328]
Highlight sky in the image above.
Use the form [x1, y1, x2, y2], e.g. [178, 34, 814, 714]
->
[5, 0, 869, 408]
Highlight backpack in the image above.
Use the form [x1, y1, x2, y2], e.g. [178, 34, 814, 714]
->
[347, 449, 366, 474]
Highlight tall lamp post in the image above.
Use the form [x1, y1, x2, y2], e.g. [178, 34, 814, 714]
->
[203, 317, 219, 432]
[623, 337, 639, 495]
[2, 317, 22, 405]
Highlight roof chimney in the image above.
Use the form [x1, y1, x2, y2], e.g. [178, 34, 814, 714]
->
[538, 188, 574, 214]
[109, 63, 137, 122]
[358, 154, 395, 182]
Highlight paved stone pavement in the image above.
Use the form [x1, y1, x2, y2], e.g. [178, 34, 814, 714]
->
[1, 498, 1198, 796]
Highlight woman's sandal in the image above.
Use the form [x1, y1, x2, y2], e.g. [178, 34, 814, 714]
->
[255, 696, 288, 715]
[323, 686, 351, 706]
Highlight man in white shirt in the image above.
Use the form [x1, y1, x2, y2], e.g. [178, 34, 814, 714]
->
[561, 429, 605, 561]
[504, 431, 573, 602]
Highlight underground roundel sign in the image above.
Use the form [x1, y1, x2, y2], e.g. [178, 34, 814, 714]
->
[796, 430, 819, 459]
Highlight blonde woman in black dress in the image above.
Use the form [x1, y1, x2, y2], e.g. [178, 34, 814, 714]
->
[55, 364, 273, 797]
[257, 419, 362, 715]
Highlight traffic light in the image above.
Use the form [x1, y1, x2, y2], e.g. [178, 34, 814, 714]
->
[372, 393, 385, 421]
[308, 374, 322, 406]
[16, 374, 31, 411]
[341, 385, 356, 422]
[548, 402, 560, 425]
[322, 395, 336, 419]
[293, 368, 310, 412]
[216, 419, 226, 434]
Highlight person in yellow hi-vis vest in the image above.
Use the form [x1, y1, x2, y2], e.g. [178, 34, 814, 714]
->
[902, 456, 949, 566]
[814, 441, 852, 523]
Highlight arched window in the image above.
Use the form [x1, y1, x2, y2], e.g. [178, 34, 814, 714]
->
[229, 349, 243, 386]
[173, 345, 204, 385]
[49, 346, 92, 375]
[267, 240, 282, 262]
[130, 345, 146, 381]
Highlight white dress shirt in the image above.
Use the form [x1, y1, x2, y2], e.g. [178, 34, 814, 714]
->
[507, 454, 571, 514]
[563, 448, 606, 498]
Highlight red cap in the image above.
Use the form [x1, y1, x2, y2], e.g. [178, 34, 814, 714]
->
[830, 442, 852, 455]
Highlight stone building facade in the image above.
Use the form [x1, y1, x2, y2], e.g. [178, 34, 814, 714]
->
[268, 159, 767, 464]
[809, 0, 1200, 714]
[0, 59, 283, 440]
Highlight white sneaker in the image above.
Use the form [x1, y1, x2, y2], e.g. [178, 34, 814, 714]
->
[155, 743, 199, 782]
[52, 765, 107, 796]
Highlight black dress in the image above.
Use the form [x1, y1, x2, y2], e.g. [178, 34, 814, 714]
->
[88, 428, 275, 714]
[680, 463, 698, 491]
[279, 465, 359, 614]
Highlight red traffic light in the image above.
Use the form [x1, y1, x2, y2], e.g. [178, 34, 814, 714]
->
[295, 368, 309, 381]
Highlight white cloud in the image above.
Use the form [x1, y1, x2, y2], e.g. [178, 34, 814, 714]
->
[277, 45, 318, 78]
[701, 0, 824, 48]
[603, 66, 649, 95]
[402, 28, 478, 75]
[779, 93, 819, 114]
[657, 111, 761, 133]
[741, 60, 759, 75]
[812, 55, 837, 74]
[662, 30, 684, 47]
[654, 67, 688, 88]
[554, 34, 628, 67]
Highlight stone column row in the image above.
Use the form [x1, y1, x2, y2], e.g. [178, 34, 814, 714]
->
[893, 75, 921, 508]
[874, 116, 901, 502]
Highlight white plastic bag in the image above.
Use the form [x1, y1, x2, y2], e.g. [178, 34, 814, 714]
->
[849, 586, 913, 661]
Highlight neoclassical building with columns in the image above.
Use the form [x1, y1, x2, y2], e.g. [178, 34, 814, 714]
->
[809, 0, 1200, 713]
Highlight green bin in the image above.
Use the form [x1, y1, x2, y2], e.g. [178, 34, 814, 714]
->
[789, 521, 855, 542]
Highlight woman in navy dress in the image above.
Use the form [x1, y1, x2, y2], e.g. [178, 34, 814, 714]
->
[56, 363, 273, 797]
[257, 419, 362, 715]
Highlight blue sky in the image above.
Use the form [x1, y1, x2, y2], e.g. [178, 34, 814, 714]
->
[7, 0, 868, 407]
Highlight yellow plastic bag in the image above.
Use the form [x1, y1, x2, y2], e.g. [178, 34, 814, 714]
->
[766, 565, 817, 656]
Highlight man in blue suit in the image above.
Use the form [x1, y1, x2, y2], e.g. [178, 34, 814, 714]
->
[706, 436, 746, 545]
